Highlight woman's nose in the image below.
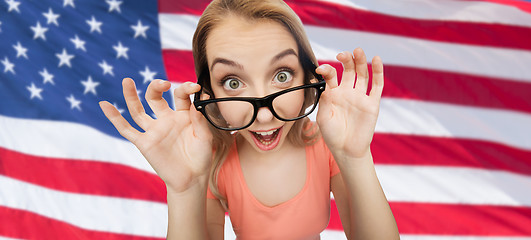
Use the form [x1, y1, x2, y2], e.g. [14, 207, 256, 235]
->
[255, 107, 274, 123]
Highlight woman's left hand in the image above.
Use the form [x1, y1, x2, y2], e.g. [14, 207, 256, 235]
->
[316, 48, 384, 161]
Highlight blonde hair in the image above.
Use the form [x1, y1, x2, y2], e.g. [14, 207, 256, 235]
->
[192, 0, 320, 206]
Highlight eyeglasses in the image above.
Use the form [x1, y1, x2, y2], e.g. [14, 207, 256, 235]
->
[193, 65, 325, 131]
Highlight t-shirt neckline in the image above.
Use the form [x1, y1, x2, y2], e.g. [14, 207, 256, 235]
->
[232, 143, 312, 211]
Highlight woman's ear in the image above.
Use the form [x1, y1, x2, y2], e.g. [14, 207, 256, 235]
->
[200, 92, 211, 101]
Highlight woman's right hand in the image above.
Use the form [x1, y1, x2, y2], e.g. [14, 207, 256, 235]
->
[99, 78, 213, 193]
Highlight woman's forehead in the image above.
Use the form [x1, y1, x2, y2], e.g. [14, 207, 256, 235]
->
[205, 17, 299, 63]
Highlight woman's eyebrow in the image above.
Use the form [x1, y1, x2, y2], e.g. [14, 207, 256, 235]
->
[210, 48, 297, 71]
[271, 48, 298, 64]
[211, 58, 244, 71]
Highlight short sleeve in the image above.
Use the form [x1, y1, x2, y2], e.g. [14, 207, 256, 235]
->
[324, 142, 340, 177]
[329, 153, 340, 177]
[206, 164, 227, 200]
[207, 184, 218, 199]
[307, 121, 341, 177]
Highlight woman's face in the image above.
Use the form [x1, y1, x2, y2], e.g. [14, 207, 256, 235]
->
[205, 16, 305, 153]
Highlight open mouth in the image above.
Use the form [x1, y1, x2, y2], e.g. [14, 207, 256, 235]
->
[250, 127, 283, 151]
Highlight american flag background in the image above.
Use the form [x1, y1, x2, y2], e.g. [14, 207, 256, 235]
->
[1, 0, 530, 239]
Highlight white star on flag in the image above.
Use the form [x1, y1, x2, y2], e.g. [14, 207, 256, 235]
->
[39, 68, 55, 85]
[86, 16, 102, 34]
[1, 57, 15, 74]
[81, 76, 100, 95]
[70, 35, 86, 51]
[66, 94, 81, 111]
[13, 42, 28, 59]
[6, 0, 21, 13]
[43, 8, 60, 26]
[140, 66, 157, 83]
[98, 60, 114, 76]
[113, 42, 129, 59]
[106, 0, 123, 13]
[63, 0, 75, 8]
[30, 21, 48, 40]
[131, 20, 149, 39]
[112, 102, 125, 114]
[56, 48, 74, 68]
[26, 83, 43, 100]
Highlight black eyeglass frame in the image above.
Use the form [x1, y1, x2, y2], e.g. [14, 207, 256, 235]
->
[193, 65, 326, 131]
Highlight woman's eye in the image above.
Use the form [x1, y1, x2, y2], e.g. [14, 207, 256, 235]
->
[223, 79, 242, 90]
[274, 70, 293, 83]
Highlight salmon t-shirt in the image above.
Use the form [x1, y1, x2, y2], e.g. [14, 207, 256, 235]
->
[207, 133, 341, 239]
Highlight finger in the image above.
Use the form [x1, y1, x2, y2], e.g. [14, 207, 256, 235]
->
[336, 51, 355, 89]
[174, 82, 201, 111]
[122, 78, 153, 129]
[145, 79, 172, 117]
[315, 64, 338, 89]
[190, 103, 212, 141]
[369, 56, 384, 100]
[353, 48, 369, 94]
[99, 101, 141, 143]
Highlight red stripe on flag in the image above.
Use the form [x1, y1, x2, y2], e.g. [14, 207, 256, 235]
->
[324, 61, 531, 114]
[328, 199, 344, 230]
[0, 147, 166, 203]
[163, 50, 531, 114]
[329, 200, 531, 236]
[158, 0, 209, 16]
[163, 50, 196, 83]
[372, 133, 531, 176]
[0, 206, 164, 240]
[158, 0, 531, 51]
[383, 66, 531, 114]
[462, 0, 531, 14]
[390, 202, 531, 236]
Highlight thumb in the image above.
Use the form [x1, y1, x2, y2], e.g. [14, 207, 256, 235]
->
[190, 103, 212, 141]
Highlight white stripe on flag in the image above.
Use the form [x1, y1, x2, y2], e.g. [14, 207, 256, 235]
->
[0, 175, 167, 237]
[377, 165, 531, 206]
[319, 0, 531, 28]
[377, 98, 531, 150]
[0, 237, 25, 240]
[0, 115, 153, 173]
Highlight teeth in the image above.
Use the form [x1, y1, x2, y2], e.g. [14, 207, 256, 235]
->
[256, 129, 276, 136]
[259, 139, 273, 145]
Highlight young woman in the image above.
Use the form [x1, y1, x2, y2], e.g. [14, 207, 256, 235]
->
[99, 0, 399, 239]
